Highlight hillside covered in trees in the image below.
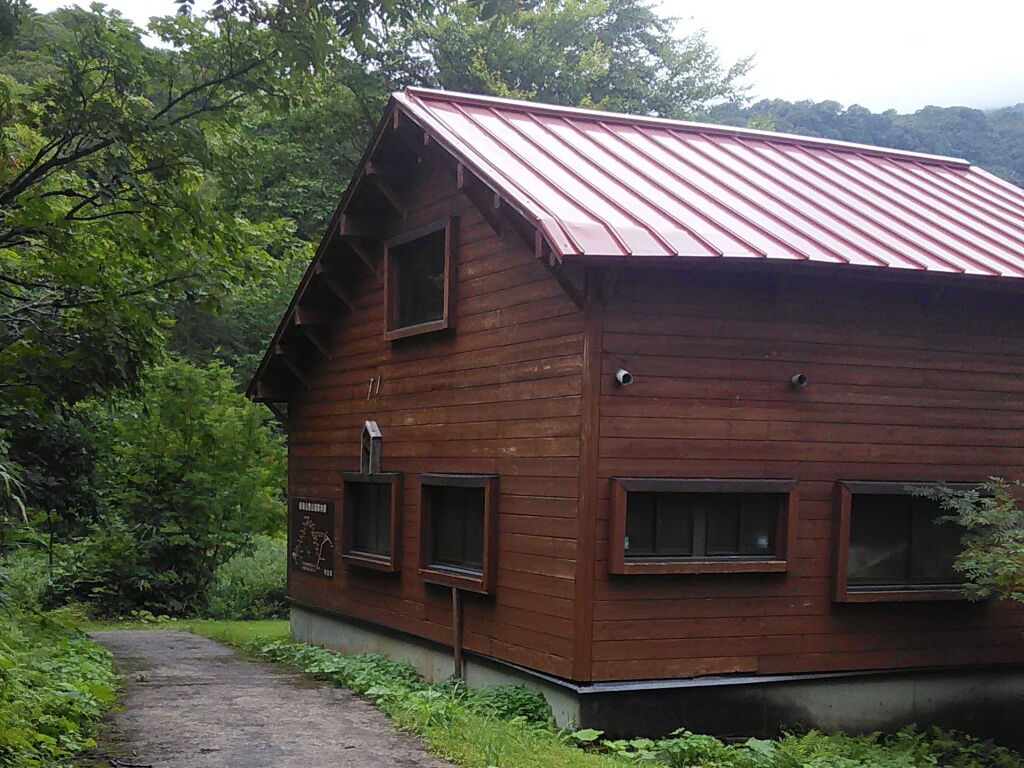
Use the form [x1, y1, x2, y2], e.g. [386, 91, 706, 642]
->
[709, 100, 1024, 187]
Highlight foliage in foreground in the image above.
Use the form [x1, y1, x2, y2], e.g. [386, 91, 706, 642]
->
[0, 610, 118, 767]
[230, 635, 1023, 768]
[915, 479, 1024, 603]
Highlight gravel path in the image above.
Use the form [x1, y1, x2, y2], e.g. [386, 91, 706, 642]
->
[90, 629, 455, 768]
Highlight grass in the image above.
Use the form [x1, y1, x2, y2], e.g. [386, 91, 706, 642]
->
[69, 611, 290, 646]
[179, 619, 290, 645]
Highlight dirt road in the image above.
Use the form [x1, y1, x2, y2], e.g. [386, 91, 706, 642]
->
[90, 629, 454, 768]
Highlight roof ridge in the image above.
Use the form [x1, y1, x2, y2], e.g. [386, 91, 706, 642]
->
[400, 87, 971, 169]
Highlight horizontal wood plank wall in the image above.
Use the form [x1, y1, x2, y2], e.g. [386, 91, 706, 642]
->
[287, 162, 584, 679]
[593, 265, 1024, 682]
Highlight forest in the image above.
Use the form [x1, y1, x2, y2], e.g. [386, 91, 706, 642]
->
[1, 0, 1022, 620]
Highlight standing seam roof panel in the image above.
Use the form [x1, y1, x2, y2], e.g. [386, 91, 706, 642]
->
[548, 117, 727, 257]
[395, 88, 1024, 279]
[747, 142, 949, 272]
[710, 137, 926, 270]
[686, 135, 891, 268]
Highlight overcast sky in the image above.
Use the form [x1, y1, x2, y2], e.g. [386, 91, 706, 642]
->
[29, 0, 1024, 114]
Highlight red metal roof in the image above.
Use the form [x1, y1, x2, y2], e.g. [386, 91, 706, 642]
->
[395, 88, 1024, 278]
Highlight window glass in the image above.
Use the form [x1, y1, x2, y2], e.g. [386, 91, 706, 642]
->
[349, 482, 391, 556]
[656, 493, 694, 556]
[848, 494, 961, 588]
[429, 485, 485, 572]
[738, 495, 776, 555]
[909, 500, 962, 584]
[625, 491, 657, 555]
[392, 230, 445, 329]
[704, 494, 741, 555]
[624, 490, 780, 559]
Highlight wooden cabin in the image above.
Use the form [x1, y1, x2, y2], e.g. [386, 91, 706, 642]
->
[249, 88, 1024, 739]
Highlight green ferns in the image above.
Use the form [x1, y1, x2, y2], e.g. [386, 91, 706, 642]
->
[0, 612, 117, 767]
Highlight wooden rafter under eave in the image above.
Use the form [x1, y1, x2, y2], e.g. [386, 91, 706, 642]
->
[246, 94, 583, 405]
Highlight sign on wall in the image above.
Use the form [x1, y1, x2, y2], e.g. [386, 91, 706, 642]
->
[289, 498, 335, 578]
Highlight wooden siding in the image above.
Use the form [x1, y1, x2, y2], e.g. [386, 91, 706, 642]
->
[287, 161, 584, 679]
[592, 265, 1024, 682]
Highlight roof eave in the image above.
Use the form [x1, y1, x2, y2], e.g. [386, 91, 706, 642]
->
[245, 97, 408, 403]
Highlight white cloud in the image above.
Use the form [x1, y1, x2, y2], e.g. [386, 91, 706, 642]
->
[666, 0, 1024, 112]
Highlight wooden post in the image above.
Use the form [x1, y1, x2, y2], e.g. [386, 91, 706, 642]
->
[451, 587, 464, 679]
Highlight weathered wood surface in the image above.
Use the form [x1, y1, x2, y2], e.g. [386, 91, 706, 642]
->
[591, 266, 1024, 681]
[287, 147, 584, 680]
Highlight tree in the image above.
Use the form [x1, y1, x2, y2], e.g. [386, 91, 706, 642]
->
[0, 0, 449, 407]
[169, 244, 311, 383]
[916, 479, 1024, 603]
[404, 0, 749, 118]
[0, 0, 27, 51]
[0, 1, 429, 518]
[0, 7, 308, 413]
[217, 0, 749, 248]
[49, 358, 286, 616]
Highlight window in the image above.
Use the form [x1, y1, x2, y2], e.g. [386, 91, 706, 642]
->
[384, 218, 457, 341]
[419, 474, 498, 593]
[609, 479, 798, 574]
[835, 482, 969, 602]
[341, 472, 401, 572]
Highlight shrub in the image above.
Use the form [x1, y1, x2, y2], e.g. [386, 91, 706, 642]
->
[206, 535, 287, 620]
[46, 516, 165, 617]
[0, 610, 118, 766]
[467, 684, 553, 725]
[1, 547, 49, 610]
[50, 359, 286, 616]
[915, 479, 1024, 602]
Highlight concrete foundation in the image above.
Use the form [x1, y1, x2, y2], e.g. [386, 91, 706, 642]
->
[291, 603, 1024, 745]
[290, 603, 583, 727]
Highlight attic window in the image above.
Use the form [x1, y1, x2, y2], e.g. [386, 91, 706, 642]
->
[608, 479, 798, 575]
[384, 217, 457, 341]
